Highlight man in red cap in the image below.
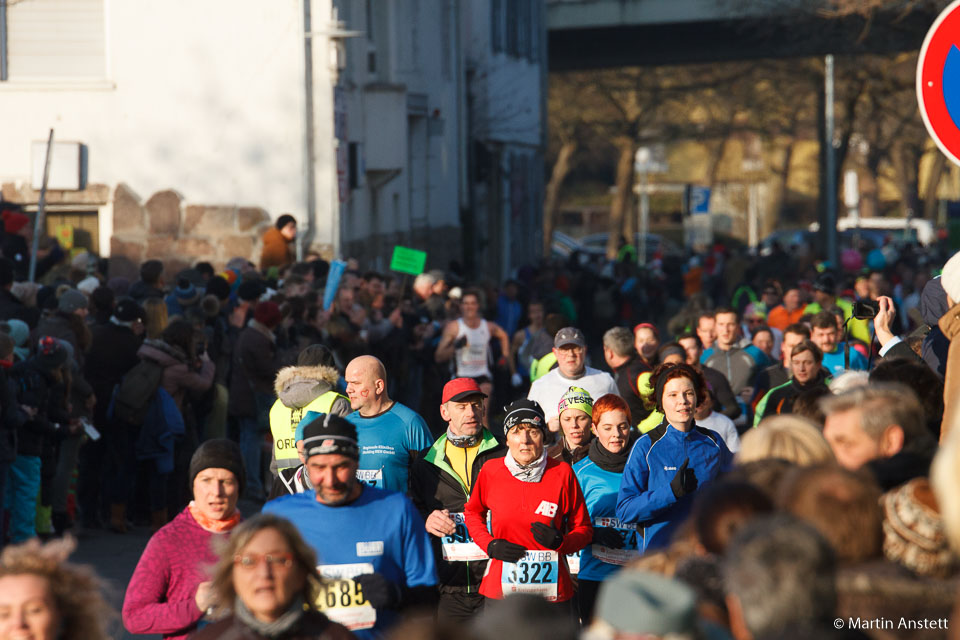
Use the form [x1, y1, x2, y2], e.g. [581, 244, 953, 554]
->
[409, 377, 506, 623]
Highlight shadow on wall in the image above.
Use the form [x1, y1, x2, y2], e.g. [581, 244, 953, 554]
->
[108, 183, 273, 282]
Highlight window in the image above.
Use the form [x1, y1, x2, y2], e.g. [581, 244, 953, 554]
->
[2, 0, 106, 82]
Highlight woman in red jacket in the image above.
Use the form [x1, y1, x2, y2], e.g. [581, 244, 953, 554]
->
[464, 398, 592, 609]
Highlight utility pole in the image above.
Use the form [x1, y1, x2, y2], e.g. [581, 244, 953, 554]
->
[825, 54, 838, 267]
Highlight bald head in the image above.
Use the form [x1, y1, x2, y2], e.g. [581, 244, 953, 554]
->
[345, 355, 389, 415]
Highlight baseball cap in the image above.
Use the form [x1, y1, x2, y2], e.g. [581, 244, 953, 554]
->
[813, 273, 836, 293]
[442, 377, 488, 404]
[553, 327, 586, 349]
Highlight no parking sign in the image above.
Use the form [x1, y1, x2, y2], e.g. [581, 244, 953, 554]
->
[918, 0, 960, 167]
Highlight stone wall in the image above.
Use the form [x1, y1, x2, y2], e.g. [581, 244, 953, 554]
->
[109, 183, 272, 281]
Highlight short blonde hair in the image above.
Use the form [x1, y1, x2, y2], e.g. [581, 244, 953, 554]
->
[0, 536, 114, 640]
[737, 415, 835, 466]
[209, 514, 322, 615]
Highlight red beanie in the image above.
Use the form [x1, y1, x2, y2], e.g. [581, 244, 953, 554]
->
[254, 301, 282, 328]
[2, 211, 29, 235]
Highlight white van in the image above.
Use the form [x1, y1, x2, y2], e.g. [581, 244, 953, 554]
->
[808, 216, 936, 245]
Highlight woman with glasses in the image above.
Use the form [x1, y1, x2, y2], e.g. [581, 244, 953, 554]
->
[189, 514, 353, 640]
[123, 440, 246, 640]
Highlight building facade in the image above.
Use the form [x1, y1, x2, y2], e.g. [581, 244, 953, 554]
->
[0, 0, 545, 280]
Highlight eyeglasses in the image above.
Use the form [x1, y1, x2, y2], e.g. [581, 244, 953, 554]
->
[234, 552, 294, 571]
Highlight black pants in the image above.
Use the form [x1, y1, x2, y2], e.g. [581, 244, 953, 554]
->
[437, 590, 485, 625]
[576, 578, 602, 625]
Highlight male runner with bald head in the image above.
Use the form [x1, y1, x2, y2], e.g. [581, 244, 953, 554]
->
[341, 355, 433, 494]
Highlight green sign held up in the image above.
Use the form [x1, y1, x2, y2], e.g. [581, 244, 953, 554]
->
[389, 246, 427, 275]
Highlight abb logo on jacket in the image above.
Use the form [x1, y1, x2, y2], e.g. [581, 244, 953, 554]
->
[534, 501, 558, 517]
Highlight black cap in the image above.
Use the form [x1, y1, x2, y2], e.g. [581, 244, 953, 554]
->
[238, 279, 264, 302]
[114, 298, 145, 323]
[301, 413, 359, 460]
[503, 399, 546, 433]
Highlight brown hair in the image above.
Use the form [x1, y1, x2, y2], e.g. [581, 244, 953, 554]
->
[778, 464, 883, 564]
[209, 514, 321, 615]
[693, 481, 775, 554]
[0, 536, 114, 640]
[789, 339, 823, 364]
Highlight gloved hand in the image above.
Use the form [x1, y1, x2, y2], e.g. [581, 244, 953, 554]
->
[531, 522, 564, 550]
[354, 572, 402, 609]
[453, 336, 469, 349]
[487, 539, 527, 563]
[670, 458, 698, 499]
[592, 527, 625, 549]
[511, 372, 523, 387]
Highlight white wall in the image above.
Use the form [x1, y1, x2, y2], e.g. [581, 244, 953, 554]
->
[0, 0, 320, 222]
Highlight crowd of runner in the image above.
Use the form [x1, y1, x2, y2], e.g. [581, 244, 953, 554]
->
[0, 217, 960, 639]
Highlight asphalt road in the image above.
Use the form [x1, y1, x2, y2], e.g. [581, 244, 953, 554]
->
[70, 498, 263, 640]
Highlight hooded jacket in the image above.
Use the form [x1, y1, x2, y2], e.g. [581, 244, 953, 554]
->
[921, 277, 950, 378]
[268, 364, 350, 472]
[136, 340, 214, 411]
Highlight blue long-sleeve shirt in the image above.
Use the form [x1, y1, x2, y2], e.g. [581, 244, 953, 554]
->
[616, 421, 732, 551]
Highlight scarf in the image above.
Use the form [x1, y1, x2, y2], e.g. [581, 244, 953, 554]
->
[234, 594, 306, 638]
[188, 501, 243, 533]
[504, 449, 547, 483]
[446, 428, 481, 448]
[587, 432, 637, 474]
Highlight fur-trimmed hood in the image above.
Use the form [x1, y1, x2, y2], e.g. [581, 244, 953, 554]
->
[273, 364, 340, 409]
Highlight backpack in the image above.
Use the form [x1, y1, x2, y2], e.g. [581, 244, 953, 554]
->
[112, 359, 164, 425]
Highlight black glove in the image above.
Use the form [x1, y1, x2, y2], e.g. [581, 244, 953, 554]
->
[354, 573, 402, 609]
[453, 335, 469, 349]
[530, 522, 564, 550]
[592, 527, 625, 549]
[487, 538, 527, 563]
[670, 458, 698, 499]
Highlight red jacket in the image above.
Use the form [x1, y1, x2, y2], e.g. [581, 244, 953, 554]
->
[464, 456, 592, 602]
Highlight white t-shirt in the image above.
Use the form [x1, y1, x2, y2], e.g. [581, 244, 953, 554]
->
[527, 366, 620, 422]
[698, 411, 741, 452]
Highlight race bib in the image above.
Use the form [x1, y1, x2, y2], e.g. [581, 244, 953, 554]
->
[441, 513, 487, 562]
[355, 468, 383, 488]
[565, 551, 580, 575]
[592, 517, 641, 566]
[316, 563, 376, 630]
[501, 550, 559, 601]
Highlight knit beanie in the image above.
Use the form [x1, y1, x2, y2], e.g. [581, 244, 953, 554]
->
[200, 294, 220, 318]
[205, 275, 231, 301]
[36, 336, 68, 370]
[558, 386, 594, 418]
[881, 478, 957, 578]
[4, 319, 29, 347]
[174, 279, 200, 306]
[189, 439, 245, 494]
[58, 289, 88, 314]
[503, 398, 547, 434]
[254, 301, 282, 328]
[300, 413, 359, 460]
[941, 252, 960, 304]
[114, 298, 145, 323]
[653, 363, 702, 413]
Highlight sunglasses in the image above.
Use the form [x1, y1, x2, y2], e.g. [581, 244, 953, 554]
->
[234, 552, 294, 571]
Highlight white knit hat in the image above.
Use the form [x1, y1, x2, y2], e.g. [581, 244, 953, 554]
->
[941, 252, 960, 304]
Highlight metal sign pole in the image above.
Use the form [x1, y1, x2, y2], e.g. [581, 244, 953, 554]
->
[29, 128, 54, 283]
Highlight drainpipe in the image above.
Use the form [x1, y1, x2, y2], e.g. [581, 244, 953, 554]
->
[1, 0, 8, 81]
[300, 0, 316, 261]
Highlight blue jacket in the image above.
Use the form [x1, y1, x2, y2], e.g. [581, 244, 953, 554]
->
[616, 422, 732, 551]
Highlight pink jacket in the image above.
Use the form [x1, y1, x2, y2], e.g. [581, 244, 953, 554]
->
[137, 340, 215, 410]
[122, 508, 225, 640]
